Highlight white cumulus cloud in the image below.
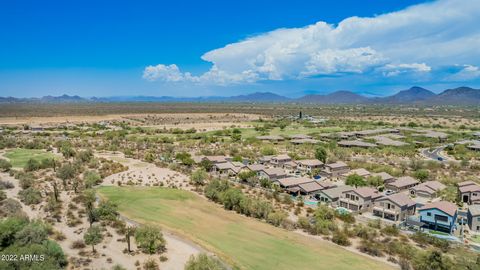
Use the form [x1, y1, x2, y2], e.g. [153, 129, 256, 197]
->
[144, 0, 480, 85]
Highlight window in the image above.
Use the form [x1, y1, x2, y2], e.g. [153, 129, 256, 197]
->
[477, 217, 480, 222]
[427, 212, 432, 216]
[435, 215, 448, 223]
[346, 194, 350, 199]
[391, 205, 395, 209]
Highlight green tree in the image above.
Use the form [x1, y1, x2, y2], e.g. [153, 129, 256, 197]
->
[15, 220, 49, 245]
[84, 170, 101, 188]
[345, 174, 367, 188]
[84, 225, 103, 252]
[184, 253, 227, 270]
[413, 250, 453, 270]
[366, 175, 383, 187]
[24, 158, 41, 172]
[0, 159, 12, 172]
[414, 169, 429, 182]
[56, 163, 76, 189]
[135, 226, 166, 254]
[60, 144, 76, 158]
[260, 145, 276, 156]
[191, 168, 208, 186]
[96, 200, 118, 221]
[238, 171, 256, 183]
[199, 159, 213, 171]
[314, 146, 327, 163]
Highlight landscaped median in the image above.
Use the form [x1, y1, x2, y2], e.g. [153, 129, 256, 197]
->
[98, 186, 393, 270]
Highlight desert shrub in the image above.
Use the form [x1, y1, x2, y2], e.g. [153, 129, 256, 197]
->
[185, 253, 227, 270]
[381, 224, 399, 236]
[142, 258, 159, 270]
[410, 232, 450, 252]
[0, 180, 14, 189]
[358, 239, 384, 257]
[71, 240, 86, 249]
[331, 231, 351, 246]
[18, 187, 41, 205]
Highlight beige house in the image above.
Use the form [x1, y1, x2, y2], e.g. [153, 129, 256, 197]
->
[203, 155, 230, 164]
[410, 180, 446, 199]
[275, 177, 314, 189]
[270, 154, 292, 167]
[385, 176, 419, 192]
[458, 181, 480, 205]
[296, 159, 323, 174]
[468, 204, 480, 232]
[258, 168, 287, 181]
[316, 185, 354, 206]
[372, 172, 396, 184]
[212, 162, 243, 177]
[373, 193, 416, 222]
[321, 161, 350, 178]
[282, 161, 297, 173]
[342, 168, 370, 179]
[339, 187, 382, 213]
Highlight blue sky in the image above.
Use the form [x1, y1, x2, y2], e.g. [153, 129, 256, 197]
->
[1, 0, 479, 98]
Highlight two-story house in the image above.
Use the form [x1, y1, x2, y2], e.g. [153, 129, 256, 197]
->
[339, 187, 382, 213]
[467, 204, 480, 233]
[458, 180, 480, 204]
[316, 185, 354, 206]
[385, 176, 419, 193]
[320, 161, 350, 178]
[258, 167, 287, 181]
[296, 159, 323, 174]
[410, 180, 446, 199]
[373, 193, 416, 222]
[418, 201, 458, 233]
[270, 154, 292, 167]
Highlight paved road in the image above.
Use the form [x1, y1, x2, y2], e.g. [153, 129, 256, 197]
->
[420, 145, 449, 162]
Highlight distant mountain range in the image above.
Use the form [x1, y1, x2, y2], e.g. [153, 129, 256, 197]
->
[1, 86, 480, 105]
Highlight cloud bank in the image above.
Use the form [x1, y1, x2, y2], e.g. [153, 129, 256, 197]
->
[143, 0, 480, 86]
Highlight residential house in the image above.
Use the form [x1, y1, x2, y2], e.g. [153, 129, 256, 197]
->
[282, 161, 297, 173]
[385, 176, 419, 193]
[290, 138, 320, 145]
[270, 154, 292, 167]
[316, 185, 354, 206]
[242, 164, 266, 176]
[275, 177, 314, 190]
[372, 172, 396, 184]
[203, 155, 230, 165]
[290, 134, 312, 140]
[373, 193, 416, 222]
[343, 168, 370, 179]
[419, 201, 458, 233]
[212, 162, 242, 177]
[339, 187, 382, 213]
[468, 204, 480, 232]
[258, 168, 287, 181]
[258, 156, 273, 165]
[296, 159, 323, 174]
[338, 140, 377, 148]
[410, 181, 446, 199]
[321, 161, 350, 178]
[256, 135, 284, 143]
[294, 181, 336, 195]
[458, 181, 480, 204]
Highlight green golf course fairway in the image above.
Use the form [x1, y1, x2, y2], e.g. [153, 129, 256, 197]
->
[4, 148, 57, 168]
[98, 186, 392, 270]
